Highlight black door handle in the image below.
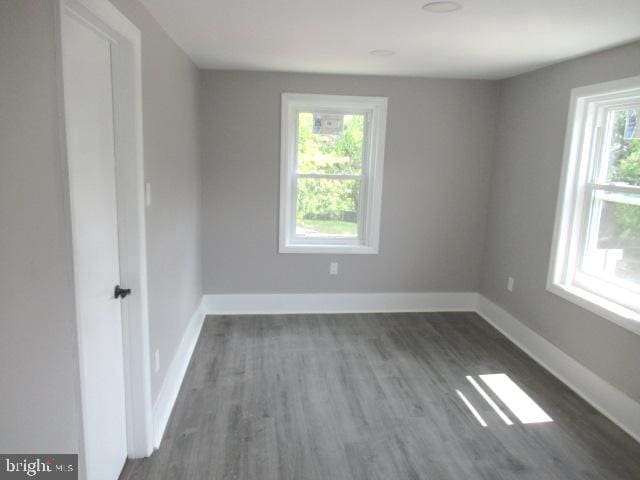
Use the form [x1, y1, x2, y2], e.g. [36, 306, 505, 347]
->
[114, 285, 132, 299]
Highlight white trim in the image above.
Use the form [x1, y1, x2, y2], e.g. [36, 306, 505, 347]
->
[476, 295, 640, 443]
[279, 93, 388, 254]
[152, 299, 205, 449]
[202, 292, 477, 315]
[547, 75, 640, 336]
[278, 244, 379, 255]
[56, 0, 154, 464]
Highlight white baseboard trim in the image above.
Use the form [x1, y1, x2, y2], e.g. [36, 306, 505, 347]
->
[201, 292, 477, 315]
[476, 295, 640, 443]
[152, 299, 205, 449]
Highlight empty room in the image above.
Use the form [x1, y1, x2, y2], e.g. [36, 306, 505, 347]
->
[2, 0, 640, 479]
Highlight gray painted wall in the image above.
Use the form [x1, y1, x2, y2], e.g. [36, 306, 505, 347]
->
[0, 0, 202, 453]
[0, 0, 81, 453]
[201, 71, 498, 293]
[481, 40, 640, 402]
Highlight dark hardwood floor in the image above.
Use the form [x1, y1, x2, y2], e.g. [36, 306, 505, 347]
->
[120, 312, 640, 480]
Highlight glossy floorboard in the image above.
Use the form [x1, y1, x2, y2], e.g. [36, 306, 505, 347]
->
[120, 312, 640, 480]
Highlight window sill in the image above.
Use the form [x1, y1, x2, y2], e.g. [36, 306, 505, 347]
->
[279, 243, 378, 254]
[547, 282, 640, 336]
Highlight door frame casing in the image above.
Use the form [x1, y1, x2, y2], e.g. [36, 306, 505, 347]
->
[55, 0, 154, 469]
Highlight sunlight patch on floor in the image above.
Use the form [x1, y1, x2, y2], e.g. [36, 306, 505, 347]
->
[479, 373, 553, 424]
[456, 389, 488, 427]
[466, 375, 514, 425]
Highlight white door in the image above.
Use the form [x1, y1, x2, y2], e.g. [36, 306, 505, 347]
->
[62, 12, 129, 480]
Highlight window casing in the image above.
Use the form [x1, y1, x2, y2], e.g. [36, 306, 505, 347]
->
[279, 93, 388, 254]
[548, 76, 640, 335]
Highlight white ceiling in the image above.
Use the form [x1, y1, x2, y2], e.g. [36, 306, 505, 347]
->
[139, 0, 640, 79]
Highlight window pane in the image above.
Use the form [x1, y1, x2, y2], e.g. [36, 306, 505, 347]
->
[296, 112, 365, 175]
[583, 192, 640, 287]
[296, 178, 360, 238]
[604, 109, 640, 185]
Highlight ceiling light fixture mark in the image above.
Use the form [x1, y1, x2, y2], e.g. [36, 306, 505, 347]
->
[369, 49, 396, 57]
[422, 1, 462, 13]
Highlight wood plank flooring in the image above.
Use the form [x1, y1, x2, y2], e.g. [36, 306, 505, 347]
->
[119, 312, 640, 480]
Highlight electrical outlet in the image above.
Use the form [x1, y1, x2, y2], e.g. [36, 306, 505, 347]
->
[329, 262, 338, 275]
[154, 349, 160, 373]
[507, 277, 515, 292]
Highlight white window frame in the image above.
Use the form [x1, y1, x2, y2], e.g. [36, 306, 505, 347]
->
[279, 93, 388, 254]
[548, 75, 640, 336]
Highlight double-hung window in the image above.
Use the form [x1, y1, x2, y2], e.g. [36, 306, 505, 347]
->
[279, 93, 388, 254]
[549, 76, 640, 333]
